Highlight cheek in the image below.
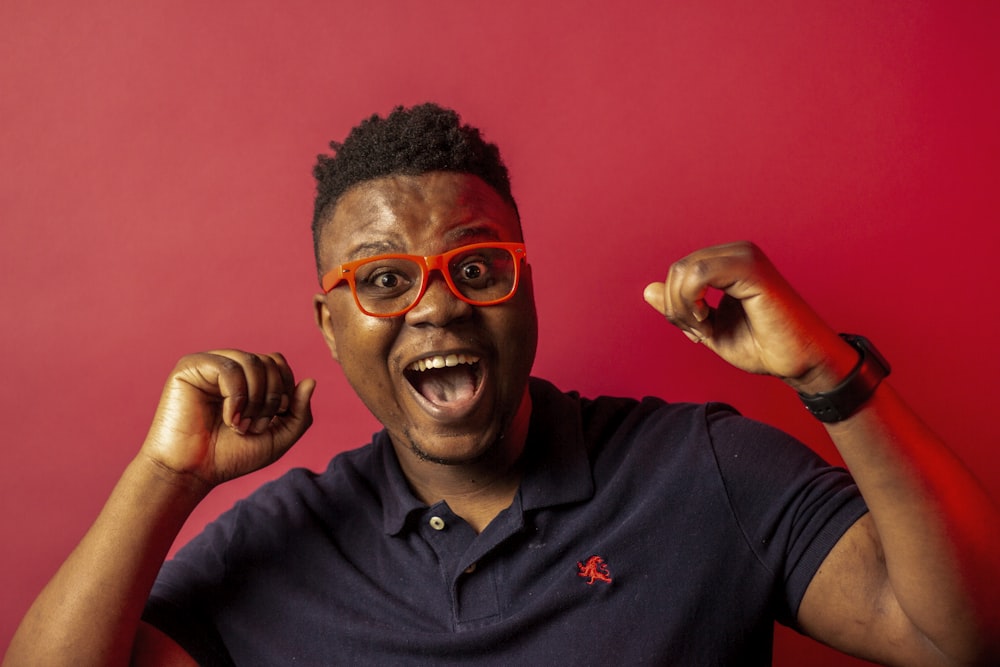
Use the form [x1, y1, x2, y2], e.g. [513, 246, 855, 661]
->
[334, 320, 405, 418]
[340, 326, 392, 368]
[495, 302, 538, 376]
[329, 307, 398, 374]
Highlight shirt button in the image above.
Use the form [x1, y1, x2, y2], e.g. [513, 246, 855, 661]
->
[464, 562, 477, 574]
[429, 516, 446, 531]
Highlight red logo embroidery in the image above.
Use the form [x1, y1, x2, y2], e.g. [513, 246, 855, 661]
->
[576, 555, 612, 585]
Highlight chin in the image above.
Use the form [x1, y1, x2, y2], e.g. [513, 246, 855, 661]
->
[403, 426, 505, 467]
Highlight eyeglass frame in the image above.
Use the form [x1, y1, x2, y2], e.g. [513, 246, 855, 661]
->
[321, 241, 528, 318]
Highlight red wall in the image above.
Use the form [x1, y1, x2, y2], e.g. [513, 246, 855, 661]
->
[2, 2, 997, 663]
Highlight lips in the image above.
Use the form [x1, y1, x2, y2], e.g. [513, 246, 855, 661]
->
[403, 352, 484, 418]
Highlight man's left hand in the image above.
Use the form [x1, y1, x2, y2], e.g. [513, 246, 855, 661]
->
[643, 241, 856, 394]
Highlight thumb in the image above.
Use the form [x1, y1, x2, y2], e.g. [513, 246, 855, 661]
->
[643, 282, 667, 315]
[288, 378, 317, 428]
[271, 378, 317, 446]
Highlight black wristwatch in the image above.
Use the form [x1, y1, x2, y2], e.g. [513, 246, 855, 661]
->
[797, 334, 891, 424]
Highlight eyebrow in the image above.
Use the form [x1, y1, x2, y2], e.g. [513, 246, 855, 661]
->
[445, 224, 502, 244]
[344, 239, 403, 261]
[344, 225, 504, 263]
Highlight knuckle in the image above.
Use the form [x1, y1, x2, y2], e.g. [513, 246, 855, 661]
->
[243, 352, 266, 370]
[671, 256, 711, 281]
[739, 240, 764, 262]
[670, 256, 691, 275]
[689, 258, 713, 280]
[217, 357, 243, 376]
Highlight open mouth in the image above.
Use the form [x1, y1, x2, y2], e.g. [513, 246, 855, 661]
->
[404, 353, 483, 408]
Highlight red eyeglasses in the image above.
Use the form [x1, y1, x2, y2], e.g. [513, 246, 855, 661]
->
[321, 242, 527, 317]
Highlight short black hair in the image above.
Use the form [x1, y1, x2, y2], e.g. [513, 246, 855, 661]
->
[311, 103, 518, 274]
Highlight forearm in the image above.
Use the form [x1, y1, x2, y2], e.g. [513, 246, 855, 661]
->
[3, 455, 209, 667]
[825, 382, 1000, 663]
[646, 242, 1000, 662]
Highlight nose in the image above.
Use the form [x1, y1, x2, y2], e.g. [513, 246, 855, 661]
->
[403, 270, 473, 326]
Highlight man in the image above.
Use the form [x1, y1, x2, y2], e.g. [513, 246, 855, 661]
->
[5, 104, 999, 665]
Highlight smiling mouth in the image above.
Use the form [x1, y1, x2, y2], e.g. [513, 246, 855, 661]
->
[405, 353, 483, 406]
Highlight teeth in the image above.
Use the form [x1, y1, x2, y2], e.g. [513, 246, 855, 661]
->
[409, 353, 480, 372]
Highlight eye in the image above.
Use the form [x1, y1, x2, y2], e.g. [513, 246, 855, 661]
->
[354, 259, 418, 298]
[453, 258, 494, 288]
[373, 271, 401, 288]
[362, 268, 411, 291]
[460, 262, 485, 281]
[445, 246, 519, 303]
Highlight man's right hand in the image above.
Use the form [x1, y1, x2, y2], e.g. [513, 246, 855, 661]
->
[142, 350, 315, 490]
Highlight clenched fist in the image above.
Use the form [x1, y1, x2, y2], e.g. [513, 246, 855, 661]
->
[142, 350, 315, 489]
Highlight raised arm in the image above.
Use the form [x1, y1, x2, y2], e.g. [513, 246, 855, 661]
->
[3, 351, 315, 667]
[643, 241, 1000, 666]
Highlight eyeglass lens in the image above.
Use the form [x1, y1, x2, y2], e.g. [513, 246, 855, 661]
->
[353, 246, 518, 315]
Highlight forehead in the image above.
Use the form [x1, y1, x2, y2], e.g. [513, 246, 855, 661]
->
[317, 172, 521, 268]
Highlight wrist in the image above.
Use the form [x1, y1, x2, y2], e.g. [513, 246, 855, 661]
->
[130, 453, 214, 507]
[785, 334, 860, 396]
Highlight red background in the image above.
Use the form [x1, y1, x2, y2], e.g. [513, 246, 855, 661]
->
[2, 2, 998, 664]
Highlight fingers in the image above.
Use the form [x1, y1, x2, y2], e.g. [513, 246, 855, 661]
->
[148, 351, 315, 485]
[198, 350, 306, 435]
[644, 241, 769, 341]
[644, 281, 706, 341]
[644, 242, 852, 380]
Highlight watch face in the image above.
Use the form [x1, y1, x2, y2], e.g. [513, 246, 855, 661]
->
[843, 334, 891, 375]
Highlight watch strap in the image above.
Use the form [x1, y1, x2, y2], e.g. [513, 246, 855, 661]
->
[798, 334, 891, 423]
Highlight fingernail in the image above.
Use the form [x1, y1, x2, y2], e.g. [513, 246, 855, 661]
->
[683, 330, 703, 344]
[252, 417, 271, 433]
[239, 417, 252, 434]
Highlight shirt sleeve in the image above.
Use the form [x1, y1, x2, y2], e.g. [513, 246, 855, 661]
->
[142, 507, 241, 667]
[704, 403, 869, 626]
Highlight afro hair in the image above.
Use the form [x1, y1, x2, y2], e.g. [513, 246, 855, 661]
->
[311, 103, 518, 274]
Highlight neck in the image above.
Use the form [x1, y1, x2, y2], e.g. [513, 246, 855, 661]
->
[398, 391, 532, 533]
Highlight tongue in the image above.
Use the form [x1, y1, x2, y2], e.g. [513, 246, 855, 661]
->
[414, 366, 477, 405]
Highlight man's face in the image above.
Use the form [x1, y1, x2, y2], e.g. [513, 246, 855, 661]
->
[314, 172, 538, 466]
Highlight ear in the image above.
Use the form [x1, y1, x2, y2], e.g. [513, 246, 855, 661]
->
[313, 293, 340, 362]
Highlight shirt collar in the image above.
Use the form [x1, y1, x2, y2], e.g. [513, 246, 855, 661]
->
[380, 377, 595, 536]
[518, 377, 595, 512]
[377, 434, 427, 536]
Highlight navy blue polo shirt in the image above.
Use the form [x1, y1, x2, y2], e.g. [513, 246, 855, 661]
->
[144, 378, 866, 665]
